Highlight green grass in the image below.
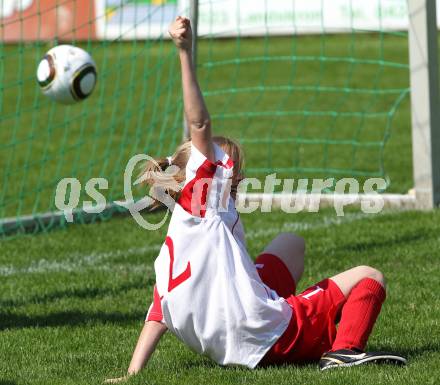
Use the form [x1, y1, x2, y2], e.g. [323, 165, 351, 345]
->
[1, 208, 439, 385]
[0, 31, 412, 225]
[0, 23, 434, 385]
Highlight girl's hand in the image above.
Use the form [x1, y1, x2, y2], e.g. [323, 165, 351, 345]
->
[169, 16, 192, 51]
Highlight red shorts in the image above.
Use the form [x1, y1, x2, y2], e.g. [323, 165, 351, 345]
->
[255, 253, 346, 365]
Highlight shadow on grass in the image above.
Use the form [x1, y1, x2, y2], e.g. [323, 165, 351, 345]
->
[369, 341, 440, 360]
[0, 380, 17, 385]
[179, 358, 218, 370]
[333, 228, 436, 254]
[178, 356, 316, 371]
[0, 310, 144, 330]
[0, 279, 153, 308]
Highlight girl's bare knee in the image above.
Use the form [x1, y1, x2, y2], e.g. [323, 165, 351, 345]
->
[267, 233, 305, 259]
[356, 265, 386, 287]
[282, 233, 305, 278]
[280, 232, 305, 253]
[265, 233, 305, 283]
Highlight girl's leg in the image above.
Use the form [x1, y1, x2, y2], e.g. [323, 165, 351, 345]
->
[329, 265, 386, 352]
[262, 232, 305, 284]
[255, 233, 305, 299]
[330, 265, 386, 297]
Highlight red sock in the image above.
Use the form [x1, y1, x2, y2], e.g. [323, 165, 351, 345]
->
[332, 278, 386, 351]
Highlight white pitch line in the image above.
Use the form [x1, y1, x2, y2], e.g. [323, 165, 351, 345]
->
[244, 211, 375, 239]
[0, 211, 376, 277]
[0, 244, 161, 277]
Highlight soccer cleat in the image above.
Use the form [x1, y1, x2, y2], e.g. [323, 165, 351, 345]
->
[319, 349, 407, 371]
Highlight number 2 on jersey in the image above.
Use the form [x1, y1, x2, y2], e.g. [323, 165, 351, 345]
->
[166, 236, 191, 292]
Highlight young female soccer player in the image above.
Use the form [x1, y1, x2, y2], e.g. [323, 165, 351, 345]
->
[106, 16, 406, 382]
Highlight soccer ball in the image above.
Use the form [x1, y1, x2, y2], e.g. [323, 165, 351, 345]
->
[36, 45, 97, 105]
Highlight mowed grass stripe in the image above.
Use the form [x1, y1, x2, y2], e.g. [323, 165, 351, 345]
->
[0, 211, 375, 276]
[1, 209, 439, 385]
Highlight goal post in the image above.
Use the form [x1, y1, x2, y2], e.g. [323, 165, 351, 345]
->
[408, 0, 440, 209]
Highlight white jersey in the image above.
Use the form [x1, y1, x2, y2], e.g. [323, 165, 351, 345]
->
[146, 142, 292, 368]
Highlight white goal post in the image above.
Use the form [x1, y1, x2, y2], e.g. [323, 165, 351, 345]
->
[408, 0, 440, 209]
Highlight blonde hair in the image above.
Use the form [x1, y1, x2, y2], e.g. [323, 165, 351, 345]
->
[141, 136, 244, 209]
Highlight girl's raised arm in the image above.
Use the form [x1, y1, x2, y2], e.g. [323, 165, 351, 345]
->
[169, 16, 214, 161]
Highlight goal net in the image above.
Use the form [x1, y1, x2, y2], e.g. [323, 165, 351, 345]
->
[0, 0, 410, 235]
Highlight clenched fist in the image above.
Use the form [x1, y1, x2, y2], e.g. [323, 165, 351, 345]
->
[169, 16, 192, 51]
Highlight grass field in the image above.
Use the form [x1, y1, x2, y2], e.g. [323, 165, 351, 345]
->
[1, 23, 437, 385]
[1, 207, 440, 385]
[0, 31, 412, 225]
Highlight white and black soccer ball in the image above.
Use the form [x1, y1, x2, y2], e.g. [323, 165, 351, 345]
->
[37, 45, 97, 105]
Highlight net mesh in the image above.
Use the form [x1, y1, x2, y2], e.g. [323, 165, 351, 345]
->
[0, 0, 410, 236]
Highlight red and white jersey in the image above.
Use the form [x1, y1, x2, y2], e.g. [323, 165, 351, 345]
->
[146, 143, 292, 368]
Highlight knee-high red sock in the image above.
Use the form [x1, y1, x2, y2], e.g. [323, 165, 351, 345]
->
[332, 278, 386, 351]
